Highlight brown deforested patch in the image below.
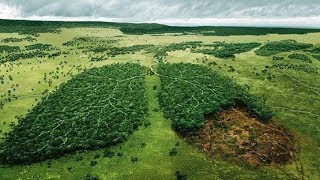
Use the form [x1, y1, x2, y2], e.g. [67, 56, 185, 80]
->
[188, 107, 295, 166]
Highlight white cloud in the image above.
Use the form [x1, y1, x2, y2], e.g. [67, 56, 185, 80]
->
[1, 0, 320, 27]
[0, 2, 20, 19]
[153, 17, 320, 28]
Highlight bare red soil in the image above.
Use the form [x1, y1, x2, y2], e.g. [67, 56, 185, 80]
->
[187, 107, 295, 165]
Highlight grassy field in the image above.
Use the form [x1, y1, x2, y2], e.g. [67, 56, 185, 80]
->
[0, 24, 320, 179]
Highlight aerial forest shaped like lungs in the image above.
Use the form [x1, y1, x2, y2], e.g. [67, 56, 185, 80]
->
[0, 62, 274, 165]
[158, 63, 273, 134]
[0, 63, 148, 165]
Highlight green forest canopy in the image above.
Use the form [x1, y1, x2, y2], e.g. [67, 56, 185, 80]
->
[0, 63, 148, 165]
[1, 19, 320, 36]
[158, 63, 273, 134]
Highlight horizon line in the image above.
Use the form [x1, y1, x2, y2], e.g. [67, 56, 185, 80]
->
[1, 17, 320, 29]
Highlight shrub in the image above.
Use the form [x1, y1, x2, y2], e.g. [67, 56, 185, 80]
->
[131, 157, 139, 162]
[288, 53, 312, 63]
[273, 56, 284, 61]
[312, 55, 320, 60]
[271, 63, 317, 73]
[169, 147, 178, 156]
[175, 171, 188, 180]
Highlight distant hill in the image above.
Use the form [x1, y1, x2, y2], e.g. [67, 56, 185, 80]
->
[1, 19, 320, 36]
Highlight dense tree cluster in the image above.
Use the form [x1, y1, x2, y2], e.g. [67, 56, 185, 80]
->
[0, 20, 61, 36]
[0, 63, 148, 165]
[48, 51, 63, 59]
[62, 36, 118, 49]
[288, 53, 312, 63]
[0, 20, 124, 35]
[304, 48, 320, 54]
[157, 63, 273, 134]
[119, 24, 320, 36]
[255, 40, 313, 56]
[0, 45, 21, 53]
[2, 19, 320, 37]
[25, 43, 53, 51]
[4, 51, 49, 62]
[87, 45, 155, 60]
[304, 48, 320, 60]
[193, 42, 261, 59]
[1, 37, 36, 43]
[0, 43, 62, 63]
[62, 37, 92, 46]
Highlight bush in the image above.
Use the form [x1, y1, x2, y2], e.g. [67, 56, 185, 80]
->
[273, 56, 284, 61]
[131, 157, 139, 162]
[312, 55, 320, 60]
[288, 53, 312, 63]
[90, 161, 98, 166]
[271, 63, 317, 73]
[103, 149, 115, 158]
[86, 175, 99, 180]
[175, 171, 188, 180]
[169, 147, 178, 156]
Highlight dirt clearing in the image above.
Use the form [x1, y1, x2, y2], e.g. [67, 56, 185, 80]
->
[187, 107, 295, 165]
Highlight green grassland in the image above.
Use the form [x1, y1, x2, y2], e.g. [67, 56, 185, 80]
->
[0, 20, 320, 179]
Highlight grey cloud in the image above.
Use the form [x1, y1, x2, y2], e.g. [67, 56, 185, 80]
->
[4, 0, 320, 19]
[1, 0, 320, 27]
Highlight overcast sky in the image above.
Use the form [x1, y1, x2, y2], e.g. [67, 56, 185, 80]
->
[1, 0, 320, 27]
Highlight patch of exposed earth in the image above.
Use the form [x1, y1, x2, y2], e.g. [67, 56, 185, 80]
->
[187, 107, 295, 165]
